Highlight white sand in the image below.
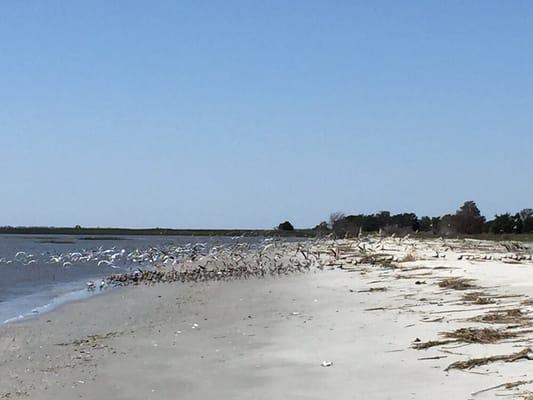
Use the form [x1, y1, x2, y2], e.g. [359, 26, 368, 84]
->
[1, 237, 533, 399]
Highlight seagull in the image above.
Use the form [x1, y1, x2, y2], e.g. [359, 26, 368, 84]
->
[98, 260, 112, 267]
[86, 281, 96, 291]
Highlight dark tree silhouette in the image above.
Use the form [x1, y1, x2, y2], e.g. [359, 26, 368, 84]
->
[320, 201, 531, 237]
[454, 201, 485, 234]
[313, 221, 329, 232]
[277, 221, 294, 231]
[491, 213, 515, 234]
[431, 217, 441, 234]
[376, 211, 392, 228]
[419, 216, 432, 232]
[519, 209, 533, 233]
[520, 208, 533, 221]
[439, 214, 456, 235]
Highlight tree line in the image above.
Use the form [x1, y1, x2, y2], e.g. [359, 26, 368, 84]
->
[313, 201, 533, 236]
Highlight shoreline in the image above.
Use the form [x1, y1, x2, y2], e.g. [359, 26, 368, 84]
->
[2, 230, 533, 242]
[0, 235, 276, 326]
[2, 238, 533, 399]
[1, 283, 112, 325]
[0, 229, 317, 238]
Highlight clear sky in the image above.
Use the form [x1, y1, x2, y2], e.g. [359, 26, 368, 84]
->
[1, 1, 532, 229]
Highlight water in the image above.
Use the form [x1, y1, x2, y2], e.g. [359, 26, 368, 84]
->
[0, 234, 267, 323]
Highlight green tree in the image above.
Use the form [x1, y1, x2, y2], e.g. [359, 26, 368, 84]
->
[454, 201, 485, 234]
[419, 216, 432, 232]
[491, 213, 514, 234]
[520, 209, 533, 233]
[313, 221, 330, 233]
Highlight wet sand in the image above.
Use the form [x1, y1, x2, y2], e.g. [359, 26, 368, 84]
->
[2, 238, 533, 399]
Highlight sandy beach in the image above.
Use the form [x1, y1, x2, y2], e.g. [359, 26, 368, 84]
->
[4, 3, 532, 398]
[2, 237, 533, 399]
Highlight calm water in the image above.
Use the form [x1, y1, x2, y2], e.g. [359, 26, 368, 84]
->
[0, 234, 267, 323]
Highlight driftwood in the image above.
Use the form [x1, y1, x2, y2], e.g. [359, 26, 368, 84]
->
[413, 339, 456, 350]
[445, 348, 533, 371]
[471, 379, 532, 396]
[443, 327, 518, 343]
[358, 287, 387, 293]
[418, 355, 448, 361]
[413, 327, 520, 350]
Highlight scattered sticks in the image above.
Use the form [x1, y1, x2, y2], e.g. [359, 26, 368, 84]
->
[445, 348, 533, 371]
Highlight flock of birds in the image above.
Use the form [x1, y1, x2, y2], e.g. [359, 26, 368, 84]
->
[105, 240, 325, 286]
[0, 238, 325, 292]
[0, 242, 212, 269]
[2, 236, 532, 294]
[84, 238, 533, 289]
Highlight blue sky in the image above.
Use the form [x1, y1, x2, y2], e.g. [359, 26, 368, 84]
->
[1, 1, 532, 228]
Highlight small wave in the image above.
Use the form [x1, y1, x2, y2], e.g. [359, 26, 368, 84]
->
[1, 285, 104, 325]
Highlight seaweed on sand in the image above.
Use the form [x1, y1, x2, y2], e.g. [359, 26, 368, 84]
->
[413, 339, 456, 350]
[358, 287, 388, 293]
[461, 291, 495, 305]
[443, 327, 518, 343]
[438, 278, 477, 290]
[413, 327, 519, 350]
[471, 379, 533, 396]
[469, 309, 531, 325]
[445, 348, 533, 371]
